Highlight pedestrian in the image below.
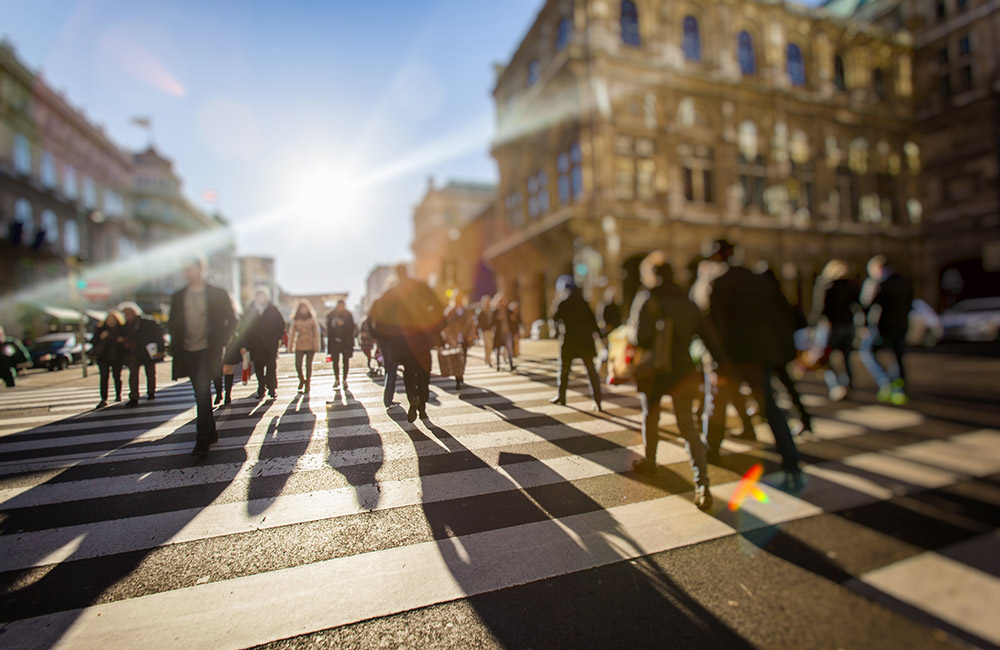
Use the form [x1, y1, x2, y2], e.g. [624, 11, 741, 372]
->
[549, 275, 602, 411]
[491, 294, 516, 371]
[326, 299, 356, 390]
[378, 264, 444, 422]
[702, 239, 803, 490]
[288, 299, 321, 394]
[859, 255, 913, 404]
[93, 310, 126, 408]
[628, 252, 725, 510]
[215, 295, 244, 407]
[359, 316, 377, 376]
[509, 300, 523, 357]
[370, 279, 402, 409]
[475, 295, 494, 366]
[0, 326, 30, 388]
[810, 259, 859, 401]
[168, 255, 237, 457]
[596, 287, 623, 375]
[443, 292, 476, 389]
[242, 287, 286, 400]
[119, 302, 164, 408]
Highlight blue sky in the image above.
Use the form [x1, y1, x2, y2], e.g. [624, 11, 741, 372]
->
[3, 0, 822, 305]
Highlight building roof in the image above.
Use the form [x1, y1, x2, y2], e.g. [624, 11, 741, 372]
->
[443, 180, 496, 194]
[821, 0, 874, 18]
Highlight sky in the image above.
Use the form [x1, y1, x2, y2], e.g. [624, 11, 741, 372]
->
[2, 0, 824, 308]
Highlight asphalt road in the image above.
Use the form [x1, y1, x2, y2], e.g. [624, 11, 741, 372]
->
[0, 346, 997, 649]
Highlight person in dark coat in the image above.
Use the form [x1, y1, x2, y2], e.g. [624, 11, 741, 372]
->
[475, 295, 494, 366]
[442, 292, 476, 389]
[93, 310, 126, 408]
[629, 253, 726, 510]
[549, 275, 602, 411]
[120, 302, 165, 407]
[703, 239, 803, 490]
[169, 256, 238, 456]
[491, 294, 517, 372]
[0, 325, 30, 388]
[859, 255, 913, 404]
[326, 299, 356, 389]
[375, 264, 444, 422]
[810, 259, 859, 400]
[370, 283, 402, 408]
[596, 287, 623, 336]
[242, 287, 286, 400]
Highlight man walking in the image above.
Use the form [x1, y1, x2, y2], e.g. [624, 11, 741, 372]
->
[119, 302, 164, 407]
[169, 256, 237, 457]
[549, 275, 602, 411]
[326, 299, 356, 389]
[859, 255, 913, 404]
[243, 287, 285, 400]
[370, 285, 401, 409]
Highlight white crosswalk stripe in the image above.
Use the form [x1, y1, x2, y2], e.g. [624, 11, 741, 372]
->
[1, 354, 997, 649]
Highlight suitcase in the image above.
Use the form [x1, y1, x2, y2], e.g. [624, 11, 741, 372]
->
[437, 347, 465, 377]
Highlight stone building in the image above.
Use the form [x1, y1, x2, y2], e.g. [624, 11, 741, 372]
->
[0, 39, 138, 312]
[827, 0, 1000, 307]
[411, 178, 496, 299]
[486, 0, 922, 324]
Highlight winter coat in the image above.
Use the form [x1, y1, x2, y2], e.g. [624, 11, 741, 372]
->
[551, 290, 600, 359]
[811, 277, 859, 327]
[242, 303, 286, 358]
[475, 305, 494, 332]
[868, 272, 913, 340]
[123, 315, 165, 364]
[443, 305, 476, 347]
[598, 300, 623, 336]
[371, 279, 443, 358]
[708, 265, 796, 367]
[93, 323, 125, 364]
[289, 316, 321, 353]
[169, 284, 238, 379]
[326, 310, 356, 354]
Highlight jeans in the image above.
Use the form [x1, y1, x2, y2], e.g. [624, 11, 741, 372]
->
[182, 349, 216, 443]
[128, 358, 156, 401]
[859, 327, 906, 390]
[557, 351, 602, 404]
[640, 372, 709, 487]
[331, 348, 350, 380]
[98, 360, 123, 401]
[251, 349, 277, 396]
[295, 350, 315, 386]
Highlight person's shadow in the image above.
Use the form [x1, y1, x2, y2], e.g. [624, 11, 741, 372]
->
[246, 395, 315, 516]
[0, 390, 269, 645]
[398, 418, 753, 647]
[327, 387, 384, 511]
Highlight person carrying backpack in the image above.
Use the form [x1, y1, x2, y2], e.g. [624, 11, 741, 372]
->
[628, 252, 725, 511]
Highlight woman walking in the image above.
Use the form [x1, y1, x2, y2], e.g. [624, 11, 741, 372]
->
[491, 294, 516, 372]
[289, 300, 321, 394]
[94, 310, 126, 408]
[326, 300, 356, 389]
[443, 292, 476, 389]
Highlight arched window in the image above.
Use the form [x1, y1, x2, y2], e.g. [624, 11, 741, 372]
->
[41, 209, 58, 244]
[14, 198, 34, 242]
[683, 16, 701, 62]
[834, 55, 846, 91]
[873, 67, 886, 100]
[620, 1, 640, 48]
[13, 133, 31, 175]
[556, 17, 571, 51]
[738, 31, 755, 75]
[787, 43, 806, 87]
[64, 218, 80, 256]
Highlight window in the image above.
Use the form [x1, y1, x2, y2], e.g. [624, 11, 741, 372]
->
[527, 170, 549, 218]
[683, 16, 701, 62]
[959, 64, 972, 90]
[876, 173, 897, 223]
[737, 145, 766, 211]
[738, 31, 755, 75]
[940, 73, 951, 98]
[958, 36, 971, 55]
[616, 159, 636, 200]
[14, 198, 34, 242]
[82, 177, 96, 209]
[63, 165, 77, 199]
[683, 167, 694, 201]
[680, 146, 714, 204]
[938, 48, 949, 66]
[556, 17, 571, 51]
[527, 60, 540, 86]
[64, 218, 80, 256]
[935, 0, 946, 21]
[104, 189, 124, 217]
[787, 44, 805, 87]
[13, 133, 31, 175]
[873, 68, 886, 100]
[558, 153, 571, 204]
[620, 1, 640, 48]
[834, 56, 846, 91]
[836, 166, 860, 221]
[41, 151, 57, 189]
[570, 142, 583, 199]
[41, 209, 58, 244]
[505, 191, 523, 228]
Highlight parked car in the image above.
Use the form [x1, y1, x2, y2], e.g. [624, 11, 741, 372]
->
[940, 297, 1000, 342]
[907, 299, 944, 347]
[28, 333, 88, 371]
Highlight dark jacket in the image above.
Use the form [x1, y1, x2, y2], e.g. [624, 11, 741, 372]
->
[169, 284, 238, 379]
[123, 315, 165, 364]
[708, 265, 796, 367]
[1, 336, 30, 376]
[326, 309, 356, 354]
[870, 272, 913, 340]
[630, 281, 725, 390]
[597, 299, 623, 336]
[812, 277, 859, 327]
[551, 290, 600, 358]
[243, 303, 286, 358]
[371, 278, 443, 358]
[93, 323, 125, 364]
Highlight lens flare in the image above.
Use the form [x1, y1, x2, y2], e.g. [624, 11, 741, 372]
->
[727, 463, 769, 512]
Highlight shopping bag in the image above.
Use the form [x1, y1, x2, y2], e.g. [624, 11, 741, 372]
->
[437, 347, 464, 377]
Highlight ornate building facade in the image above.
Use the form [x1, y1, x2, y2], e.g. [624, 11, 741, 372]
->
[487, 0, 922, 324]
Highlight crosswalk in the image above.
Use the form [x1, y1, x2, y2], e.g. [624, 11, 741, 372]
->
[0, 354, 998, 649]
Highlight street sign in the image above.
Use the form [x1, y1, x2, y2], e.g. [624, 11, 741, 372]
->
[82, 280, 112, 302]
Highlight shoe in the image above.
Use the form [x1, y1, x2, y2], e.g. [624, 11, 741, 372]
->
[419, 408, 429, 419]
[95, 401, 107, 409]
[407, 404, 418, 423]
[592, 401, 603, 413]
[209, 429, 219, 444]
[214, 394, 223, 406]
[455, 379, 462, 390]
[223, 396, 232, 406]
[550, 396, 566, 406]
[889, 390, 909, 405]
[694, 485, 714, 511]
[782, 470, 805, 492]
[877, 386, 893, 402]
[385, 401, 399, 410]
[333, 379, 340, 389]
[298, 379, 304, 392]
[631, 458, 658, 476]
[125, 400, 139, 408]
[304, 382, 310, 395]
[115, 395, 122, 402]
[147, 394, 155, 401]
[268, 392, 277, 400]
[343, 379, 348, 389]
[256, 391, 265, 400]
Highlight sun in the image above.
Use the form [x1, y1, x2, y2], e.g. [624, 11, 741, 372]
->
[287, 162, 365, 222]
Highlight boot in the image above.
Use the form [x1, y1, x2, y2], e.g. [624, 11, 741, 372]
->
[223, 374, 234, 406]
